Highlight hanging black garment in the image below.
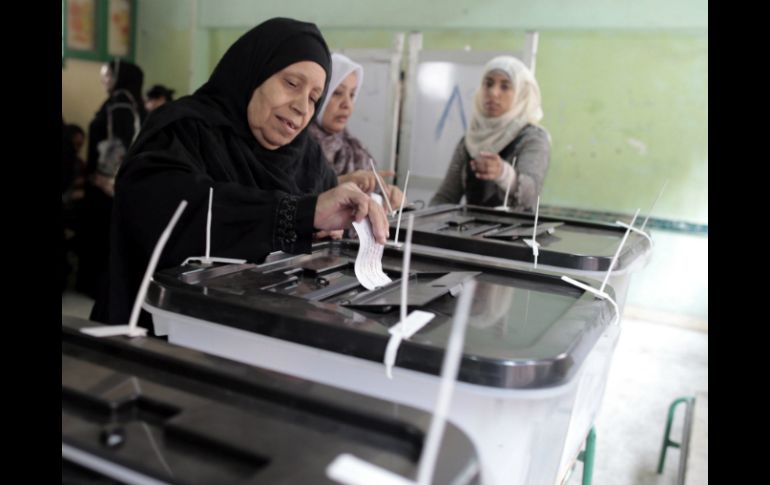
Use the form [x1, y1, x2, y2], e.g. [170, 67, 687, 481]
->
[76, 61, 146, 300]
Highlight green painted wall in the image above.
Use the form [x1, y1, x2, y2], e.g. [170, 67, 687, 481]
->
[538, 31, 707, 223]
[135, 0, 194, 97]
[198, 0, 707, 30]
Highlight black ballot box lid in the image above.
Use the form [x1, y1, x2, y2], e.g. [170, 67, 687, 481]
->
[62, 316, 479, 485]
[391, 204, 652, 272]
[146, 241, 614, 390]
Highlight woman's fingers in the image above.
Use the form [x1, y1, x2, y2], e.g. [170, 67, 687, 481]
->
[471, 153, 503, 180]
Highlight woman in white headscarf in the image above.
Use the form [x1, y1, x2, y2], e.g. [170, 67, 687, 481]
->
[309, 53, 403, 210]
[430, 56, 550, 211]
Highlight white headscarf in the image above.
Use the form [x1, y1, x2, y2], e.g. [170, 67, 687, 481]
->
[464, 55, 543, 159]
[315, 52, 365, 123]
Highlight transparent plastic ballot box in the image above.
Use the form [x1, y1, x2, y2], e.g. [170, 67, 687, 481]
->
[385, 203, 653, 478]
[390, 204, 652, 314]
[144, 241, 615, 485]
[62, 315, 480, 485]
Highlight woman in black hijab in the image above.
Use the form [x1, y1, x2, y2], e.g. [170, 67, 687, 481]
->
[75, 59, 146, 299]
[93, 17, 388, 327]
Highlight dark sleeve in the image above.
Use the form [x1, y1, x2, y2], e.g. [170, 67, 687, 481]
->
[114, 121, 318, 274]
[321, 164, 338, 192]
[302, 137, 338, 193]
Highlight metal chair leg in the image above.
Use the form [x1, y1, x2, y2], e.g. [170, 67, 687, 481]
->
[576, 427, 596, 485]
[657, 397, 693, 474]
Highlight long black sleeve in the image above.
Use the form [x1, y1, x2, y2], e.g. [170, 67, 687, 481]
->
[100, 118, 318, 325]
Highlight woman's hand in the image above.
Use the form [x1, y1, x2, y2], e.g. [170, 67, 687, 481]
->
[385, 184, 404, 210]
[314, 182, 389, 244]
[313, 229, 344, 241]
[338, 169, 396, 194]
[470, 151, 504, 181]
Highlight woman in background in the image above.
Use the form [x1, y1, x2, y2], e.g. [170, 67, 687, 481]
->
[430, 55, 550, 211]
[309, 53, 403, 211]
[75, 59, 146, 299]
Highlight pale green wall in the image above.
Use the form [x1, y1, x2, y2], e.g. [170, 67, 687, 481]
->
[135, 0, 194, 97]
[538, 31, 707, 223]
[62, 59, 105, 159]
[198, 0, 707, 30]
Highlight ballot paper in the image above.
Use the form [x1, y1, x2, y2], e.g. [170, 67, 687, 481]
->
[352, 194, 392, 291]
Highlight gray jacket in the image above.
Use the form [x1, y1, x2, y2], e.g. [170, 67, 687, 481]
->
[429, 124, 550, 211]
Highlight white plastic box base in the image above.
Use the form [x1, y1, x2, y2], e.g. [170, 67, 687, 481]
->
[556, 323, 621, 481]
[147, 303, 617, 485]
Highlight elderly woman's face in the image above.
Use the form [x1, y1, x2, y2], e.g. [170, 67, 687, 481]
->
[321, 71, 358, 134]
[247, 61, 326, 150]
[481, 71, 514, 118]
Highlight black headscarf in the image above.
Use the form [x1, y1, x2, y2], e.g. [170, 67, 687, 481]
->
[146, 84, 175, 101]
[130, 17, 332, 195]
[93, 18, 337, 326]
[107, 59, 145, 110]
[197, 17, 331, 137]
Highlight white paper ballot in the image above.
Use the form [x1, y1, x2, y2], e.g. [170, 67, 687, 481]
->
[352, 194, 392, 291]
[352, 217, 391, 290]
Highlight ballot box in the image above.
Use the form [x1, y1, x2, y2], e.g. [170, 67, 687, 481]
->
[387, 204, 652, 478]
[143, 241, 615, 485]
[391, 204, 652, 314]
[62, 315, 480, 484]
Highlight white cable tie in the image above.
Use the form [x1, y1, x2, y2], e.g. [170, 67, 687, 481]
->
[394, 170, 410, 246]
[370, 158, 395, 216]
[640, 180, 668, 232]
[327, 453, 414, 485]
[80, 325, 146, 338]
[181, 256, 247, 266]
[523, 237, 540, 268]
[500, 155, 517, 210]
[531, 196, 541, 268]
[523, 238, 540, 250]
[400, 215, 415, 326]
[600, 209, 640, 293]
[205, 187, 213, 262]
[384, 310, 436, 379]
[561, 275, 620, 326]
[384, 333, 403, 380]
[615, 220, 654, 247]
[82, 200, 188, 339]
